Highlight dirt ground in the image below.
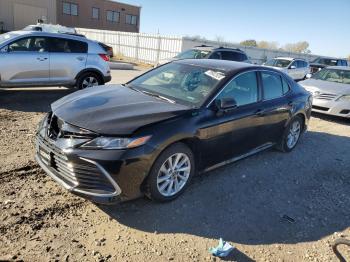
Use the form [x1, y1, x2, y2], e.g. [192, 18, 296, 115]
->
[0, 69, 349, 262]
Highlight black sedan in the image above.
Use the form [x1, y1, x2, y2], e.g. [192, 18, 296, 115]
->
[35, 59, 312, 204]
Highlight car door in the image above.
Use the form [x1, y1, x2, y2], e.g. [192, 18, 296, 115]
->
[0, 36, 49, 86]
[198, 71, 264, 167]
[257, 71, 292, 143]
[287, 60, 299, 80]
[297, 60, 306, 79]
[48, 37, 88, 85]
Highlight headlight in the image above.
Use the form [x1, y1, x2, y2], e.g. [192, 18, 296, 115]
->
[80, 135, 151, 149]
[337, 95, 350, 102]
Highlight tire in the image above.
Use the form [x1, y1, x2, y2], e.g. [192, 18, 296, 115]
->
[76, 72, 103, 89]
[277, 116, 303, 152]
[145, 143, 195, 202]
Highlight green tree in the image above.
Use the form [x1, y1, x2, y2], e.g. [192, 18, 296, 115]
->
[240, 39, 257, 47]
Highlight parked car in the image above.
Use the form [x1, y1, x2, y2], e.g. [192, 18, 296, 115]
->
[299, 66, 350, 118]
[310, 57, 348, 74]
[23, 23, 114, 59]
[155, 45, 250, 67]
[263, 57, 310, 81]
[35, 59, 312, 204]
[0, 31, 111, 89]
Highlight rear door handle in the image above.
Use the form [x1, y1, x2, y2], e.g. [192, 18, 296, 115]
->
[76, 57, 85, 61]
[37, 57, 48, 61]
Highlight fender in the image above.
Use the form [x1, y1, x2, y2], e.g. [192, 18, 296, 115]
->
[75, 68, 105, 82]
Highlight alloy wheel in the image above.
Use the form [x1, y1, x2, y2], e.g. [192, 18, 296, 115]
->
[156, 153, 191, 197]
[286, 120, 301, 149]
[82, 76, 99, 88]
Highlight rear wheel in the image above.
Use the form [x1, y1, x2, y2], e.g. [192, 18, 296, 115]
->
[145, 143, 195, 202]
[277, 116, 303, 152]
[76, 72, 102, 89]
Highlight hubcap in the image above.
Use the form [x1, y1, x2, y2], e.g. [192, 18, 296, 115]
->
[287, 121, 301, 149]
[157, 153, 191, 197]
[82, 76, 99, 88]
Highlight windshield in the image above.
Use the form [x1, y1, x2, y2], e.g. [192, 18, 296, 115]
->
[175, 49, 211, 59]
[0, 33, 17, 45]
[128, 62, 226, 107]
[265, 59, 291, 68]
[312, 58, 338, 66]
[312, 68, 350, 84]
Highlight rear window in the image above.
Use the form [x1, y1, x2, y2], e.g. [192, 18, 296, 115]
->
[49, 37, 88, 53]
[220, 51, 247, 61]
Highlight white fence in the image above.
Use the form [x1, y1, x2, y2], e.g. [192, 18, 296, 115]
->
[76, 28, 183, 64]
[77, 28, 322, 65]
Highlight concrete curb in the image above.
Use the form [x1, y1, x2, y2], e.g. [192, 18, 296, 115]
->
[108, 61, 134, 70]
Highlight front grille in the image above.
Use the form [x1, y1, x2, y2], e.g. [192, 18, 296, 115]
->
[312, 105, 329, 111]
[37, 135, 115, 194]
[314, 93, 337, 101]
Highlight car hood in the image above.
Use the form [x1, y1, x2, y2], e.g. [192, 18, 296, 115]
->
[51, 85, 191, 135]
[298, 79, 350, 95]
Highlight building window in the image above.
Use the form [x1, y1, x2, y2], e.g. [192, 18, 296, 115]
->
[107, 11, 120, 23]
[63, 2, 78, 16]
[92, 7, 99, 19]
[126, 14, 137, 25]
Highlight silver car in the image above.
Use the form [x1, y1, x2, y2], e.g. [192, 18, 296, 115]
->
[0, 31, 111, 89]
[264, 57, 310, 81]
[299, 66, 350, 118]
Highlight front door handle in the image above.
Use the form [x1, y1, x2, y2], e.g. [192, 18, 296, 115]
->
[76, 57, 85, 61]
[37, 57, 48, 61]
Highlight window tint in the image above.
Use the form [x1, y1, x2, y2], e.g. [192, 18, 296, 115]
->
[209, 51, 221, 59]
[8, 37, 48, 52]
[261, 72, 284, 100]
[92, 7, 99, 19]
[217, 71, 258, 106]
[290, 61, 297, 68]
[107, 11, 120, 22]
[220, 51, 247, 61]
[63, 2, 78, 16]
[49, 38, 88, 53]
[297, 60, 305, 68]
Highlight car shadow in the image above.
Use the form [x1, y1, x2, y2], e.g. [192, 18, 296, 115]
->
[98, 131, 350, 246]
[0, 87, 75, 113]
[311, 112, 350, 125]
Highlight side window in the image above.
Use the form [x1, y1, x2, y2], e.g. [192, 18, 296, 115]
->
[261, 72, 284, 100]
[297, 60, 305, 68]
[221, 51, 239, 61]
[217, 71, 258, 106]
[49, 38, 88, 53]
[8, 37, 48, 52]
[281, 76, 290, 94]
[209, 51, 221, 60]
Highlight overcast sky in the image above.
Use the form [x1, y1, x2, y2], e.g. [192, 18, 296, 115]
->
[121, 0, 349, 58]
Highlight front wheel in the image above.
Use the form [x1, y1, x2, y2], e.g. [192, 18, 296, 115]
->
[277, 116, 303, 152]
[145, 143, 195, 202]
[76, 72, 102, 89]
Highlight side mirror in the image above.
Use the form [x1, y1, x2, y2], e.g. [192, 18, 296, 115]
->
[290, 65, 296, 69]
[215, 98, 237, 113]
[305, 73, 312, 79]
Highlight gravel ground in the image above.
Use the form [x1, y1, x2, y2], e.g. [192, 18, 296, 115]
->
[0, 69, 349, 262]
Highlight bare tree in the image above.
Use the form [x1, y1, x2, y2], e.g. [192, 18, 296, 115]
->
[214, 35, 225, 44]
[257, 41, 279, 50]
[240, 39, 257, 47]
[283, 41, 311, 54]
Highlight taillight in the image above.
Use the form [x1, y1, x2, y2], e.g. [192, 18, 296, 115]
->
[99, 54, 110, 62]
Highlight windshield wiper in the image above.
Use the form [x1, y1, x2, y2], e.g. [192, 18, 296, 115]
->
[122, 83, 142, 93]
[140, 90, 176, 104]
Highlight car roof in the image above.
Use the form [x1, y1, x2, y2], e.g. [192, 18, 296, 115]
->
[193, 45, 245, 53]
[275, 57, 306, 61]
[325, 66, 350, 71]
[174, 59, 257, 73]
[9, 30, 90, 42]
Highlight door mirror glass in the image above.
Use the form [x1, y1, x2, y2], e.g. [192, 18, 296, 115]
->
[290, 65, 296, 69]
[215, 97, 237, 111]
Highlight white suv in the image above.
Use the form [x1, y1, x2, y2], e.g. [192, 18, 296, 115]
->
[264, 57, 310, 81]
[0, 31, 111, 89]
